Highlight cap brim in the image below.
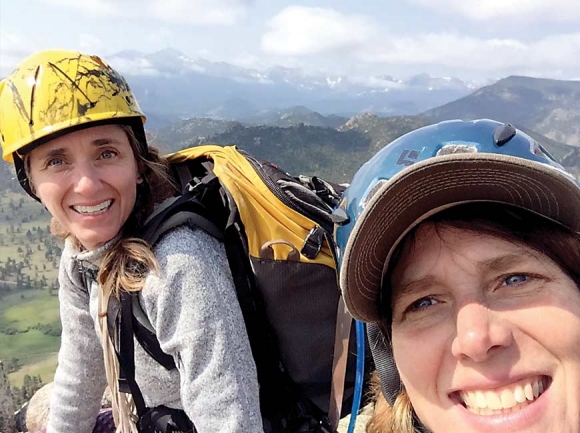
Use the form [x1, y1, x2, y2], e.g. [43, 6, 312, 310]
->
[341, 153, 580, 322]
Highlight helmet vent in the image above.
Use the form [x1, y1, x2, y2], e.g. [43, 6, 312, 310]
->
[494, 123, 517, 146]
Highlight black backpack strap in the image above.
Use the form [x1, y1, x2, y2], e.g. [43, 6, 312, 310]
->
[141, 192, 223, 246]
[114, 294, 197, 433]
[130, 178, 226, 370]
[117, 291, 149, 418]
[131, 295, 176, 370]
[366, 323, 401, 405]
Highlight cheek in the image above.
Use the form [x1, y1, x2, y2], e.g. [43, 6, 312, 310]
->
[392, 328, 446, 391]
[521, 304, 580, 359]
[34, 183, 60, 211]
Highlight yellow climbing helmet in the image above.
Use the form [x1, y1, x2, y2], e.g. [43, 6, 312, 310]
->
[0, 49, 147, 164]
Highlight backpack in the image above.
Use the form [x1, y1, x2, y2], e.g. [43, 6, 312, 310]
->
[106, 145, 371, 433]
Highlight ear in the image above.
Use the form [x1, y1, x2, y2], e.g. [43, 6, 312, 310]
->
[136, 173, 144, 184]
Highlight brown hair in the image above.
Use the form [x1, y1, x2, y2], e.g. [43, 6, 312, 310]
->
[366, 372, 414, 433]
[366, 202, 580, 433]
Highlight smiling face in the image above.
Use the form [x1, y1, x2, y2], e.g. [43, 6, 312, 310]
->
[389, 223, 580, 433]
[27, 124, 142, 250]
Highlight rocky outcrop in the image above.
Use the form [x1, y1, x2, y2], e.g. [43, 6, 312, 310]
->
[24, 382, 52, 433]
[23, 382, 112, 432]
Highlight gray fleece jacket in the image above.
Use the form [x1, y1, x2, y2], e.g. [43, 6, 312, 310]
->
[47, 225, 264, 433]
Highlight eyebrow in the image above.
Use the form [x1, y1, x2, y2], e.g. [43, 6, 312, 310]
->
[39, 138, 120, 158]
[478, 253, 533, 273]
[41, 147, 67, 160]
[92, 137, 120, 146]
[391, 253, 538, 303]
[391, 276, 438, 305]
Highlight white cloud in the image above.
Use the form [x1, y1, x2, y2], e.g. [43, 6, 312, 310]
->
[259, 7, 580, 78]
[42, 0, 118, 15]
[107, 57, 161, 76]
[148, 0, 248, 25]
[360, 34, 528, 69]
[78, 34, 104, 53]
[261, 6, 379, 56]
[0, 32, 37, 76]
[41, 0, 250, 25]
[259, 18, 580, 79]
[409, 0, 580, 22]
[358, 32, 580, 75]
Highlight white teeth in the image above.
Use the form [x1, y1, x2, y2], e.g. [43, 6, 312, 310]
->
[485, 391, 502, 410]
[500, 388, 516, 408]
[73, 200, 112, 215]
[524, 383, 534, 401]
[458, 377, 547, 415]
[514, 386, 526, 403]
[475, 391, 486, 408]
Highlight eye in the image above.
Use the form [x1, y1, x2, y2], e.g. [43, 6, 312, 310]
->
[502, 274, 528, 286]
[100, 149, 118, 159]
[408, 296, 439, 312]
[46, 157, 64, 167]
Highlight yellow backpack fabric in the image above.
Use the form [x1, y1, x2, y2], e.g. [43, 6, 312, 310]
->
[169, 145, 336, 267]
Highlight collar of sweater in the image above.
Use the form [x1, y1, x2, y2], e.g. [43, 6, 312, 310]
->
[66, 234, 121, 270]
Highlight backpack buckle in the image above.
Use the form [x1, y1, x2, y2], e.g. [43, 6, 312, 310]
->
[301, 226, 325, 259]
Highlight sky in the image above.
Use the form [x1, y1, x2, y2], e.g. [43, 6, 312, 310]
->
[1, 0, 580, 82]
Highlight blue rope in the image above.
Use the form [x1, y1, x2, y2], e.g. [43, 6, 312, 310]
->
[347, 320, 365, 433]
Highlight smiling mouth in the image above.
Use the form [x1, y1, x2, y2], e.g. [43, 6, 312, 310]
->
[72, 200, 113, 216]
[452, 376, 551, 416]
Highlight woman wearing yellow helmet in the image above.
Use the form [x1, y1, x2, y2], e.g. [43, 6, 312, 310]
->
[0, 50, 263, 433]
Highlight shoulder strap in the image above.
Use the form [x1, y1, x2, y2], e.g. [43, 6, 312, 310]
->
[128, 171, 226, 370]
[141, 192, 224, 246]
[366, 323, 400, 405]
[117, 291, 148, 418]
[130, 294, 176, 371]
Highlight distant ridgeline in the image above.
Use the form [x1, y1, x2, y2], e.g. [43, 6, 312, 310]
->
[154, 114, 431, 183]
[422, 75, 580, 147]
[153, 113, 580, 184]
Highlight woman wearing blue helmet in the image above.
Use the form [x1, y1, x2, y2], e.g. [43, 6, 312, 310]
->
[335, 119, 580, 433]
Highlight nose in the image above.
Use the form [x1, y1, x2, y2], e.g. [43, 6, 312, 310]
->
[451, 302, 513, 362]
[73, 162, 103, 196]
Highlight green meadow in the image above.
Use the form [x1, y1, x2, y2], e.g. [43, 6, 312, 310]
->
[0, 191, 61, 389]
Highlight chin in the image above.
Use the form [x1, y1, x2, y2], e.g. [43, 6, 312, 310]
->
[77, 232, 118, 250]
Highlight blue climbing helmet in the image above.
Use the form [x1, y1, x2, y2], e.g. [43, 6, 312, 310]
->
[333, 118, 580, 406]
[335, 118, 580, 323]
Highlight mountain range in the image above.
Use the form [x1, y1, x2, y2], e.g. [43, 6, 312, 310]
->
[1, 70, 579, 189]
[110, 48, 483, 125]
[422, 76, 580, 146]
